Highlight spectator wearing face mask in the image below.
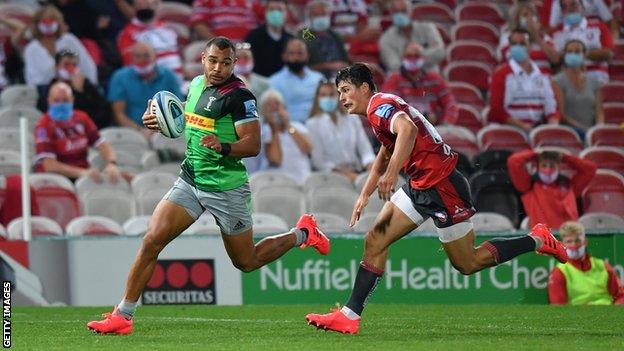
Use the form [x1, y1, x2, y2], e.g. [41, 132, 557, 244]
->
[382, 42, 458, 125]
[23, 4, 98, 87]
[108, 42, 182, 137]
[269, 38, 324, 124]
[117, 0, 183, 82]
[34, 81, 127, 183]
[546, 0, 618, 38]
[234, 43, 271, 101]
[299, 0, 350, 76]
[378, 0, 445, 72]
[498, 2, 559, 71]
[552, 39, 605, 136]
[507, 150, 597, 229]
[306, 80, 375, 181]
[552, 0, 614, 84]
[489, 30, 560, 132]
[549, 221, 624, 305]
[244, 0, 293, 77]
[37, 50, 112, 129]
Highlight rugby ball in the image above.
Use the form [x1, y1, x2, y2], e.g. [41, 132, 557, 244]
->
[151, 91, 185, 138]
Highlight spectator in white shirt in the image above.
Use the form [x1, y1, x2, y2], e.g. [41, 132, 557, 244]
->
[306, 80, 375, 181]
[548, 0, 618, 38]
[259, 89, 313, 184]
[23, 5, 98, 87]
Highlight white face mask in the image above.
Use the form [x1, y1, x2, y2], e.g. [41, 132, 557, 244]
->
[38, 21, 59, 36]
[566, 245, 586, 260]
[538, 170, 559, 184]
[234, 62, 254, 76]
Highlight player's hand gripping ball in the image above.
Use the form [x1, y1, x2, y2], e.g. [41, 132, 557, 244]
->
[151, 91, 185, 138]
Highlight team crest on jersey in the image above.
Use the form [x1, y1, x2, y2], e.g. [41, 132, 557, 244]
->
[375, 103, 395, 119]
[204, 96, 217, 111]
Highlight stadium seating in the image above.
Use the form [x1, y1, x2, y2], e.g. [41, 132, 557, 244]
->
[252, 213, 289, 236]
[580, 147, 624, 173]
[599, 81, 624, 103]
[0, 106, 41, 129]
[469, 170, 520, 227]
[66, 216, 123, 236]
[411, 3, 455, 27]
[451, 21, 499, 48]
[0, 128, 34, 155]
[131, 172, 177, 215]
[477, 125, 530, 152]
[6, 216, 63, 239]
[303, 172, 353, 193]
[140, 151, 160, 171]
[183, 41, 206, 64]
[437, 125, 479, 160]
[0, 150, 21, 176]
[446, 40, 497, 68]
[150, 162, 181, 175]
[183, 213, 221, 235]
[455, 3, 506, 26]
[253, 187, 305, 227]
[582, 170, 624, 217]
[151, 132, 186, 156]
[122, 216, 151, 236]
[352, 212, 378, 233]
[529, 125, 583, 154]
[0, 85, 37, 107]
[249, 171, 299, 194]
[602, 102, 624, 125]
[99, 127, 151, 154]
[88, 149, 143, 174]
[435, 23, 452, 46]
[30, 173, 80, 228]
[0, 223, 6, 240]
[312, 213, 350, 234]
[579, 213, 624, 230]
[585, 125, 624, 147]
[608, 61, 624, 82]
[0, 3, 35, 25]
[307, 188, 359, 222]
[473, 150, 512, 172]
[448, 82, 485, 109]
[443, 61, 492, 91]
[75, 176, 135, 224]
[156, 1, 192, 24]
[472, 212, 514, 232]
[454, 104, 485, 134]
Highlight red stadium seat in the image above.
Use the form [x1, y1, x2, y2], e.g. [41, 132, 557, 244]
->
[156, 2, 192, 24]
[582, 170, 624, 217]
[165, 22, 190, 46]
[448, 82, 485, 109]
[613, 40, 624, 61]
[603, 102, 624, 125]
[529, 125, 583, 154]
[455, 3, 506, 26]
[435, 23, 451, 46]
[437, 125, 479, 160]
[453, 104, 485, 134]
[609, 61, 624, 81]
[66, 216, 123, 236]
[580, 146, 624, 173]
[586, 125, 624, 147]
[0, 3, 34, 25]
[446, 40, 497, 68]
[452, 21, 500, 48]
[411, 3, 455, 27]
[599, 81, 624, 103]
[30, 173, 80, 229]
[7, 216, 63, 239]
[477, 124, 530, 152]
[183, 41, 205, 63]
[443, 61, 492, 91]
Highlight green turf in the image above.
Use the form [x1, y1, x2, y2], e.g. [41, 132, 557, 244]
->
[11, 304, 624, 350]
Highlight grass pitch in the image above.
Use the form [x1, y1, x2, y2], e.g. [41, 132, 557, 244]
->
[13, 304, 624, 350]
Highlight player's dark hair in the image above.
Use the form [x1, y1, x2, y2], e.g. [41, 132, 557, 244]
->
[335, 63, 377, 92]
[55, 49, 78, 65]
[538, 151, 561, 163]
[205, 36, 236, 55]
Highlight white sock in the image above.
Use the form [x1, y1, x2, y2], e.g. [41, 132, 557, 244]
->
[340, 306, 360, 320]
[116, 300, 137, 320]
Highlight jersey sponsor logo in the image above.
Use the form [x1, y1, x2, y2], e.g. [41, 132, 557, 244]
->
[243, 100, 259, 119]
[185, 112, 215, 132]
[375, 103, 395, 119]
[204, 96, 217, 112]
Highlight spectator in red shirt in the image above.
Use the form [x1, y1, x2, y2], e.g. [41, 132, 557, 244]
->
[117, 0, 183, 81]
[489, 29, 560, 131]
[191, 0, 264, 43]
[507, 150, 597, 229]
[34, 81, 125, 183]
[382, 42, 457, 125]
[548, 221, 624, 305]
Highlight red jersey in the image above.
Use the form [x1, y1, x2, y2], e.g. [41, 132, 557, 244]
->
[366, 93, 457, 190]
[34, 110, 102, 171]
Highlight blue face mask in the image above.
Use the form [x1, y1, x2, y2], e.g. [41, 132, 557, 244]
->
[509, 44, 528, 62]
[392, 12, 411, 28]
[48, 102, 73, 121]
[311, 16, 331, 31]
[563, 12, 583, 26]
[319, 96, 338, 113]
[266, 10, 285, 27]
[564, 53, 584, 67]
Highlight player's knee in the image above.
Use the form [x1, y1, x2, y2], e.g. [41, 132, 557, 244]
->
[364, 230, 384, 255]
[140, 233, 167, 256]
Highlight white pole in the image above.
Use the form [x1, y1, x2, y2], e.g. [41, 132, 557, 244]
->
[20, 117, 31, 242]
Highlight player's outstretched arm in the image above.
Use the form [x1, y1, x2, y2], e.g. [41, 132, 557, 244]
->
[377, 113, 417, 201]
[350, 145, 390, 227]
[200, 120, 261, 158]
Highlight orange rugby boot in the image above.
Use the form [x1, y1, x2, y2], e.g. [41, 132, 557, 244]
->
[306, 308, 360, 334]
[296, 214, 330, 255]
[530, 223, 569, 263]
[87, 308, 133, 335]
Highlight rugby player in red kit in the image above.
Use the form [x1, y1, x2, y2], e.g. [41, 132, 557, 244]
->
[305, 63, 569, 334]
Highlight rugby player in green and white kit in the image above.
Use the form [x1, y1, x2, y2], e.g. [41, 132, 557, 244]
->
[87, 37, 329, 335]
